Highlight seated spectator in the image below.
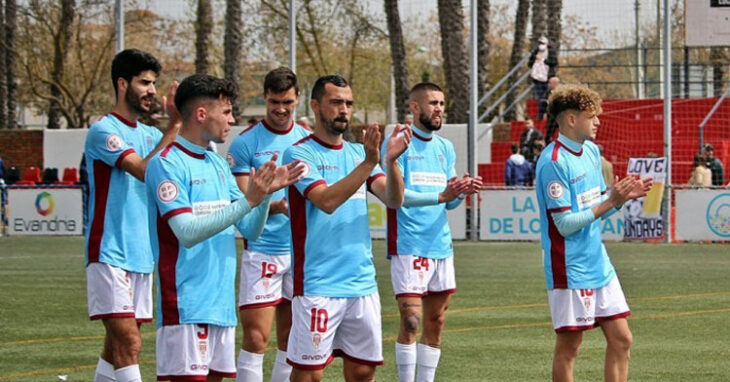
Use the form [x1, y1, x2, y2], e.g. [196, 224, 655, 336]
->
[689, 153, 712, 187]
[505, 143, 533, 187]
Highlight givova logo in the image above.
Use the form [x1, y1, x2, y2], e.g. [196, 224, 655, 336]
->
[35, 192, 54, 216]
[706, 193, 730, 237]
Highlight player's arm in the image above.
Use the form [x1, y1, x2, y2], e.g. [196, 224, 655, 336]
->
[163, 161, 276, 248]
[306, 124, 388, 214]
[370, 124, 411, 208]
[119, 82, 182, 182]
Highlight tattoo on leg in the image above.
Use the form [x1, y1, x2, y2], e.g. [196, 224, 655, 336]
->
[401, 303, 421, 309]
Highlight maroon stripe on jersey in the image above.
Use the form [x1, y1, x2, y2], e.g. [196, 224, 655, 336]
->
[289, 185, 308, 297]
[172, 142, 206, 160]
[311, 135, 343, 150]
[156, 375, 207, 381]
[239, 124, 256, 136]
[157, 209, 181, 325]
[333, 349, 384, 366]
[412, 130, 432, 141]
[89, 312, 135, 321]
[160, 144, 174, 158]
[555, 324, 597, 333]
[88, 160, 113, 263]
[232, 172, 250, 176]
[208, 370, 237, 379]
[109, 112, 137, 128]
[547, 206, 571, 213]
[239, 298, 287, 310]
[555, 140, 583, 156]
[161, 207, 192, 221]
[293, 134, 315, 146]
[547, 208, 568, 289]
[115, 148, 136, 168]
[367, 173, 386, 192]
[551, 143, 561, 161]
[287, 354, 335, 370]
[387, 208, 398, 256]
[595, 311, 631, 322]
[304, 179, 326, 198]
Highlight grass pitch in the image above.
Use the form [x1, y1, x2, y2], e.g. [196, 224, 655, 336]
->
[0, 237, 728, 381]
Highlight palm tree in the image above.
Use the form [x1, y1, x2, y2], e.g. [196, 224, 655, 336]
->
[5, 0, 16, 128]
[47, 0, 75, 129]
[224, 0, 242, 122]
[437, 0, 469, 124]
[546, 0, 562, 77]
[195, 0, 212, 74]
[478, 0, 490, 115]
[384, 0, 409, 123]
[504, 0, 530, 121]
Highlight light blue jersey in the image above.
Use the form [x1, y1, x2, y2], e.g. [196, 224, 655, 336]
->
[535, 134, 615, 290]
[382, 127, 457, 259]
[227, 120, 310, 255]
[283, 135, 384, 298]
[84, 112, 162, 273]
[146, 137, 244, 328]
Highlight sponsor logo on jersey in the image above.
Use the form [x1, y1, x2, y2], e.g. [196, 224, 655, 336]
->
[317, 164, 339, 171]
[570, 173, 587, 184]
[106, 134, 124, 151]
[254, 150, 279, 158]
[410, 172, 447, 187]
[577, 187, 601, 209]
[157, 181, 178, 203]
[547, 181, 565, 200]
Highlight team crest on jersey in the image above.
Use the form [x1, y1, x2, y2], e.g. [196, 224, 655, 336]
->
[157, 180, 179, 203]
[262, 277, 270, 290]
[198, 340, 208, 360]
[583, 296, 591, 310]
[298, 161, 311, 178]
[226, 153, 236, 168]
[106, 134, 124, 152]
[547, 181, 565, 200]
[312, 333, 322, 351]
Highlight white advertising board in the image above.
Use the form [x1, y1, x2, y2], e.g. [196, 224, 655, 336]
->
[685, 0, 730, 47]
[479, 190, 624, 241]
[675, 189, 730, 241]
[367, 194, 466, 240]
[8, 187, 83, 235]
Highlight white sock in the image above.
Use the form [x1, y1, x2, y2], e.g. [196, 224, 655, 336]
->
[93, 358, 116, 382]
[236, 350, 264, 382]
[270, 349, 293, 382]
[416, 344, 441, 382]
[114, 364, 142, 382]
[395, 342, 417, 382]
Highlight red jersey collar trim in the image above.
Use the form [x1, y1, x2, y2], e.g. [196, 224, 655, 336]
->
[172, 142, 206, 160]
[311, 135, 343, 150]
[555, 140, 583, 156]
[109, 112, 137, 128]
[261, 119, 295, 135]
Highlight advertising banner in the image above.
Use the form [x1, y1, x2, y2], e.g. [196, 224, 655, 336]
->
[675, 189, 730, 241]
[368, 194, 466, 240]
[624, 157, 666, 239]
[8, 187, 83, 235]
[479, 189, 624, 241]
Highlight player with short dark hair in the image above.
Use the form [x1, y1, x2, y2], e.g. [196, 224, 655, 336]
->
[536, 84, 652, 382]
[146, 73, 303, 382]
[84, 48, 179, 382]
[282, 74, 411, 382]
[385, 82, 482, 382]
[227, 67, 310, 382]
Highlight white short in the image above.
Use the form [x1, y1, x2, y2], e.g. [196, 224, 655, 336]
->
[238, 250, 293, 309]
[86, 262, 152, 322]
[156, 324, 236, 381]
[287, 293, 383, 370]
[548, 276, 631, 332]
[390, 255, 456, 298]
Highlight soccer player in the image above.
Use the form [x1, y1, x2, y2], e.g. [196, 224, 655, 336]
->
[227, 67, 310, 382]
[383, 82, 482, 382]
[84, 49, 180, 382]
[535, 84, 652, 382]
[282, 75, 411, 382]
[145, 73, 303, 382]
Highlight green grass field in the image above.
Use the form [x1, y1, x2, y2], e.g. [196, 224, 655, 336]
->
[1, 237, 728, 381]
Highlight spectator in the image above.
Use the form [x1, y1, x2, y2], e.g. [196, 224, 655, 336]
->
[403, 112, 414, 126]
[688, 153, 712, 186]
[505, 143, 533, 186]
[519, 118, 544, 162]
[704, 144, 725, 186]
[598, 144, 614, 187]
[529, 140, 545, 185]
[543, 77, 561, 143]
[529, 37, 557, 120]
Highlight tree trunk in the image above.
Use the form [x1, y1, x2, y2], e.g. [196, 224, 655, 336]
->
[47, 0, 75, 129]
[477, 0, 490, 116]
[0, 2, 7, 129]
[5, 0, 16, 128]
[437, 0, 469, 124]
[710, 47, 726, 97]
[384, 0, 409, 123]
[546, 0, 562, 77]
[504, 0, 530, 121]
[530, 0, 546, 49]
[224, 0, 242, 122]
[195, 0, 213, 74]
